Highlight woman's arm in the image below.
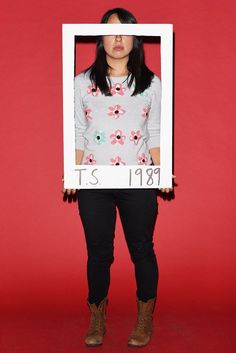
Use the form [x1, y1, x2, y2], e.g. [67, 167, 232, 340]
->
[149, 147, 160, 166]
[75, 149, 84, 165]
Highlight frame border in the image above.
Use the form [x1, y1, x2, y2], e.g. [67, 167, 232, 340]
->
[62, 24, 173, 188]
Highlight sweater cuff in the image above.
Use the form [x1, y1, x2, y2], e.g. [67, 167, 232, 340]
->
[75, 137, 85, 150]
[147, 135, 160, 149]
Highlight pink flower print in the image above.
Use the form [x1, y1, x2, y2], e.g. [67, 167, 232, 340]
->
[111, 83, 126, 96]
[138, 153, 148, 165]
[85, 108, 93, 120]
[87, 84, 100, 96]
[129, 130, 142, 145]
[110, 129, 126, 145]
[110, 156, 126, 166]
[142, 107, 150, 119]
[84, 154, 96, 165]
[108, 105, 126, 119]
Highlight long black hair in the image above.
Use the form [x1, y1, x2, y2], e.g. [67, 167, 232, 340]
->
[85, 8, 154, 96]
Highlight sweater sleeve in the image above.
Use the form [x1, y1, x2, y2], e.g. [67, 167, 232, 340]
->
[147, 75, 162, 149]
[74, 75, 87, 150]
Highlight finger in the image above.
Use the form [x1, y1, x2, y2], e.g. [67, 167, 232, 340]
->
[66, 189, 77, 195]
[161, 188, 172, 193]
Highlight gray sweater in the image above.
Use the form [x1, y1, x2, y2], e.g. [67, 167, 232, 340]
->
[74, 72, 161, 165]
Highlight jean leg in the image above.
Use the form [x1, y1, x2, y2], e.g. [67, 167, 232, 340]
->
[77, 189, 116, 305]
[116, 189, 158, 301]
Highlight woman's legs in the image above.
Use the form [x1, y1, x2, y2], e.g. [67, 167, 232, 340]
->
[116, 189, 158, 346]
[116, 189, 159, 301]
[77, 189, 116, 306]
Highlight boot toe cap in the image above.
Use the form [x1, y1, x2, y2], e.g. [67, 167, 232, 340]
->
[85, 335, 103, 346]
[128, 335, 150, 347]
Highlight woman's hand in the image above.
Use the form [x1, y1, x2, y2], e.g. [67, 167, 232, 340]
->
[61, 177, 77, 195]
[160, 175, 176, 193]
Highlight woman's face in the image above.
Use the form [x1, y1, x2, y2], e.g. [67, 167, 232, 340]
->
[102, 13, 134, 61]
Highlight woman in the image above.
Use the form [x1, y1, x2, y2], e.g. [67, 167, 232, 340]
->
[63, 7, 172, 347]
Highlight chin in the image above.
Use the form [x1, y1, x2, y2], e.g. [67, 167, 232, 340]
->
[110, 52, 129, 60]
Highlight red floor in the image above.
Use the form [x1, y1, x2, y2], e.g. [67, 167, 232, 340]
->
[0, 307, 235, 353]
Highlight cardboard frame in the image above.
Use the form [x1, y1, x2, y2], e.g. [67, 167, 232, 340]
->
[62, 24, 173, 188]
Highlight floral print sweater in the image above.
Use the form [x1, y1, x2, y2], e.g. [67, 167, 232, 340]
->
[74, 71, 161, 166]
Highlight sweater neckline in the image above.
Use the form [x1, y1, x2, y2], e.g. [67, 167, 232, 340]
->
[107, 75, 130, 85]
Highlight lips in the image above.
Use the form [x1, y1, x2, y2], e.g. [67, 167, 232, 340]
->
[113, 45, 124, 51]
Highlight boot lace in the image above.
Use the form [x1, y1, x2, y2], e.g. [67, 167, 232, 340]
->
[133, 313, 152, 334]
[88, 312, 104, 334]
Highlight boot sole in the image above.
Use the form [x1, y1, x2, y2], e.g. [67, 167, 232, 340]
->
[85, 342, 103, 347]
[128, 338, 150, 347]
[128, 343, 149, 348]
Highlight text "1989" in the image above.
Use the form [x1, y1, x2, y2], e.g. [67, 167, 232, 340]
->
[129, 168, 160, 186]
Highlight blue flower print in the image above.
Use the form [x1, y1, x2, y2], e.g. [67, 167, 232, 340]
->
[94, 130, 106, 144]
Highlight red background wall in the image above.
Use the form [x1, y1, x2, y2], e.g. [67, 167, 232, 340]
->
[0, 0, 235, 316]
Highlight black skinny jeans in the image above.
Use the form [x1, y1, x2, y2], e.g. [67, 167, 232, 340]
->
[77, 188, 159, 306]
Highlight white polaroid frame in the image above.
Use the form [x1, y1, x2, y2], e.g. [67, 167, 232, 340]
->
[62, 24, 173, 189]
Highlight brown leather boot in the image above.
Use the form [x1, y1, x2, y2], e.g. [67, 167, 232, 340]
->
[85, 296, 108, 346]
[128, 297, 156, 347]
